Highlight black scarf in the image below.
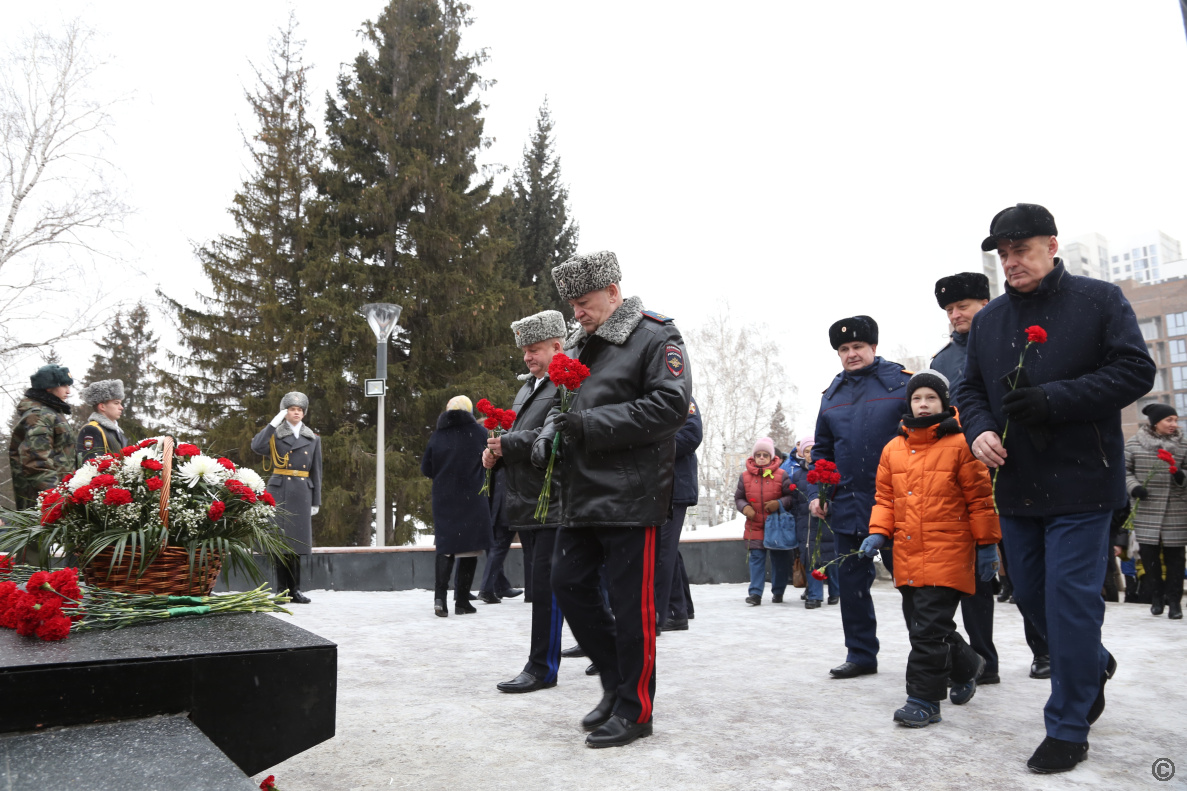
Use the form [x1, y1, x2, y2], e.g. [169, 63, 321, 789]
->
[24, 388, 71, 414]
[901, 408, 961, 438]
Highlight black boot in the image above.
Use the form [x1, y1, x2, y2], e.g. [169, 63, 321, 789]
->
[274, 560, 292, 597]
[997, 575, 1014, 603]
[455, 557, 477, 614]
[1151, 595, 1165, 616]
[434, 554, 454, 617]
[288, 557, 311, 604]
[1169, 598, 1183, 620]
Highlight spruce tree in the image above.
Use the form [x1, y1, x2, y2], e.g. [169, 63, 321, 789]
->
[505, 100, 579, 313]
[77, 302, 160, 438]
[768, 401, 794, 457]
[320, 0, 533, 545]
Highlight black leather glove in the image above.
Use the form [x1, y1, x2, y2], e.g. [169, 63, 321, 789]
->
[1001, 387, 1049, 425]
[553, 411, 584, 443]
[1131, 485, 1150, 500]
[1174, 470, 1185, 485]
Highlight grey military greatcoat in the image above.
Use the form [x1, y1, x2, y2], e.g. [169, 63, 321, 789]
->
[251, 421, 322, 555]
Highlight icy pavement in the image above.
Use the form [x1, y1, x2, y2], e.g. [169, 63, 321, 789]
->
[255, 580, 1186, 791]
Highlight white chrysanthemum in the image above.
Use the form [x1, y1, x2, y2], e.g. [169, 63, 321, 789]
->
[121, 446, 160, 476]
[69, 464, 97, 491]
[235, 468, 266, 493]
[176, 455, 226, 488]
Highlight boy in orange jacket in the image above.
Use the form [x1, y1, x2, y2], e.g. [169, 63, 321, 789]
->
[860, 370, 1001, 727]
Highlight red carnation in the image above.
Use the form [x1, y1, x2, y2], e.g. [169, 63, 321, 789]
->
[208, 501, 226, 521]
[788, 483, 797, 492]
[137, 438, 158, 449]
[805, 470, 820, 485]
[145, 477, 164, 491]
[476, 399, 494, 416]
[176, 443, 201, 457]
[483, 416, 499, 430]
[41, 489, 62, 507]
[1157, 448, 1175, 464]
[0, 556, 11, 573]
[217, 457, 236, 471]
[500, 409, 516, 430]
[103, 488, 134, 506]
[71, 486, 95, 505]
[141, 458, 164, 471]
[262, 492, 276, 507]
[548, 353, 591, 391]
[61, 473, 72, 484]
[260, 776, 277, 791]
[811, 568, 828, 581]
[35, 615, 71, 641]
[41, 503, 63, 525]
[120, 445, 137, 456]
[1024, 325, 1048, 344]
[94, 458, 113, 472]
[91, 474, 117, 488]
[49, 568, 82, 602]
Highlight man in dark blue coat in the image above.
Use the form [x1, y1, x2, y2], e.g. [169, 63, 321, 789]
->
[956, 203, 1156, 774]
[808, 316, 908, 679]
[655, 395, 702, 632]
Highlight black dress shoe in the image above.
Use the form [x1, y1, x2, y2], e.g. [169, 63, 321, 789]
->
[468, 592, 480, 601]
[561, 645, 586, 659]
[1087, 651, 1117, 725]
[827, 595, 839, 605]
[745, 594, 761, 606]
[830, 661, 877, 679]
[581, 692, 616, 730]
[586, 714, 652, 748]
[997, 576, 1014, 603]
[497, 672, 556, 693]
[497, 588, 524, 599]
[1030, 655, 1051, 679]
[524, 595, 533, 603]
[1152, 598, 1165, 616]
[772, 593, 783, 603]
[1027, 736, 1088, 774]
[800, 591, 807, 600]
[455, 600, 477, 615]
[977, 670, 1001, 685]
[434, 598, 448, 617]
[585, 663, 599, 676]
[289, 589, 311, 604]
[661, 616, 689, 631]
[1170, 599, 1183, 619]
[805, 599, 822, 609]
[478, 591, 502, 604]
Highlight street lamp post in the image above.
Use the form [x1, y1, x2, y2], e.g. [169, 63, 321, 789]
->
[361, 303, 402, 547]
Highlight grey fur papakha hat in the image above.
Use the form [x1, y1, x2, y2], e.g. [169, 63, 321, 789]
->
[552, 251, 621, 301]
[511, 310, 567, 347]
[81, 379, 124, 405]
[280, 391, 310, 414]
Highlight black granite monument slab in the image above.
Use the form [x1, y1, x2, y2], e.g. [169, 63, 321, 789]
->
[0, 613, 336, 776]
[0, 714, 259, 790]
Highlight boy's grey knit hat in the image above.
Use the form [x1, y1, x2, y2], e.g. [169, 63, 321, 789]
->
[552, 251, 621, 301]
[80, 379, 124, 405]
[511, 310, 567, 348]
[280, 391, 310, 414]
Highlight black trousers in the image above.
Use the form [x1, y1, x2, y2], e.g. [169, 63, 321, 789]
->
[670, 551, 693, 619]
[1138, 543, 1186, 604]
[480, 522, 514, 594]
[520, 530, 537, 599]
[959, 577, 998, 674]
[522, 529, 564, 681]
[900, 585, 982, 703]
[552, 525, 657, 724]
[653, 506, 687, 628]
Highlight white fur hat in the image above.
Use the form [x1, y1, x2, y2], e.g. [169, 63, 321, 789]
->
[280, 391, 310, 414]
[511, 310, 567, 347]
[81, 379, 124, 405]
[552, 251, 621, 301]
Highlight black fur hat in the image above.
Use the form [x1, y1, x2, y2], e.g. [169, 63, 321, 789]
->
[828, 316, 878, 350]
[934, 272, 990, 308]
[981, 203, 1058, 252]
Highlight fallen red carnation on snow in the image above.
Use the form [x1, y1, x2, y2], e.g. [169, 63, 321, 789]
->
[259, 776, 278, 791]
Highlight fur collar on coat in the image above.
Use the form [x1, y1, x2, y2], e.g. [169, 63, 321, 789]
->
[564, 296, 644, 350]
[86, 411, 120, 431]
[276, 420, 316, 440]
[1135, 424, 1185, 453]
[436, 409, 477, 431]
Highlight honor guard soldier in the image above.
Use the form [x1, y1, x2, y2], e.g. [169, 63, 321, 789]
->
[251, 392, 323, 604]
[487, 309, 568, 693]
[9, 364, 76, 510]
[77, 379, 128, 464]
[807, 316, 908, 679]
[533, 251, 691, 748]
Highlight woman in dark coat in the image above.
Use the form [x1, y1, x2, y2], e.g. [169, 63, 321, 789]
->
[421, 395, 494, 617]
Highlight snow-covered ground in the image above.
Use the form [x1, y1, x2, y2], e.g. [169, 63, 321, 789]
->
[256, 580, 1186, 791]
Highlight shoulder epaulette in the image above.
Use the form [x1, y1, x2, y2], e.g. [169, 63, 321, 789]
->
[901, 368, 915, 376]
[640, 310, 674, 324]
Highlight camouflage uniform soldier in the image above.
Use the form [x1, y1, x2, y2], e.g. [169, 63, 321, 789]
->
[76, 379, 128, 464]
[8, 365, 76, 510]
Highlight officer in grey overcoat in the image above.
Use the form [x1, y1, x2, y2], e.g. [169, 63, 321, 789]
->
[251, 391, 322, 603]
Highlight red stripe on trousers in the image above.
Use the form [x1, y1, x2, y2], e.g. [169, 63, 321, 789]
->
[636, 525, 657, 723]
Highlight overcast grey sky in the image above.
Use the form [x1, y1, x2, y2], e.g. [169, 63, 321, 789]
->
[7, 1, 1187, 433]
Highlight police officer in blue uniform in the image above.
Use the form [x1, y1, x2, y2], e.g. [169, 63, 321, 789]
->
[807, 316, 907, 679]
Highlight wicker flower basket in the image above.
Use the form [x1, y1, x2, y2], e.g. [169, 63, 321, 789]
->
[81, 437, 223, 595]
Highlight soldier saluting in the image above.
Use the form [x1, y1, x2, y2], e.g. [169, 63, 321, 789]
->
[532, 251, 691, 748]
[251, 392, 322, 604]
[9, 365, 76, 510]
[77, 379, 128, 464]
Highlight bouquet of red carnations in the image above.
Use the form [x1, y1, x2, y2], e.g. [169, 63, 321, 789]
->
[535, 353, 591, 522]
[476, 400, 516, 495]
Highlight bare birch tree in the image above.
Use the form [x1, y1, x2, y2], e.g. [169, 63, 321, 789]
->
[686, 305, 795, 525]
[0, 19, 126, 395]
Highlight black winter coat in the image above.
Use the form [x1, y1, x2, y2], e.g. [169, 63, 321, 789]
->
[930, 330, 969, 403]
[672, 396, 702, 507]
[956, 261, 1156, 516]
[77, 415, 127, 464]
[497, 375, 562, 529]
[421, 410, 494, 554]
[533, 297, 692, 528]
